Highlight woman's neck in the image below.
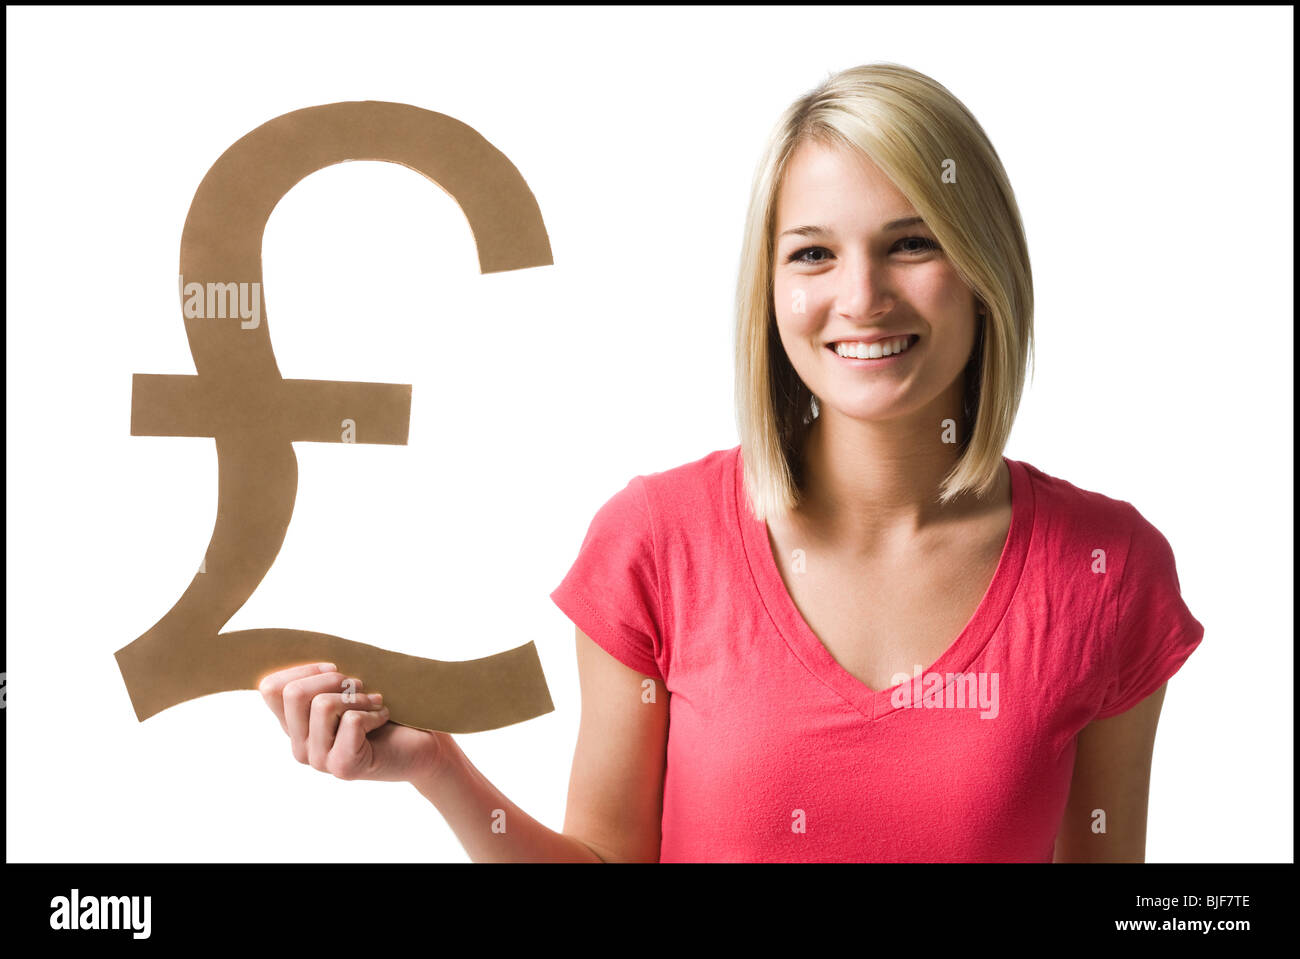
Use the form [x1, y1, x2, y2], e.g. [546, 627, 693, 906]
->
[794, 399, 992, 557]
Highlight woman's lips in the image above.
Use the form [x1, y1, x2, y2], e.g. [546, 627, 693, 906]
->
[825, 334, 920, 366]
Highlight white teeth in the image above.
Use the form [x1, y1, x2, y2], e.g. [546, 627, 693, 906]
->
[834, 336, 913, 359]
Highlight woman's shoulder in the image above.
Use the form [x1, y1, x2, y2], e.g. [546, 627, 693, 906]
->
[638, 444, 738, 489]
[1011, 456, 1174, 552]
[628, 444, 740, 528]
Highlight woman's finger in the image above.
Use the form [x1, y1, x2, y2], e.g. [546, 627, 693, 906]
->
[258, 662, 337, 733]
[282, 672, 361, 763]
[307, 692, 384, 771]
[328, 704, 392, 779]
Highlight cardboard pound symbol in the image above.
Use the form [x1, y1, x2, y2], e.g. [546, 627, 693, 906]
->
[115, 101, 555, 734]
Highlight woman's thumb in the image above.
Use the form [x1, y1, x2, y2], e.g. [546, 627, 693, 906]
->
[334, 706, 391, 759]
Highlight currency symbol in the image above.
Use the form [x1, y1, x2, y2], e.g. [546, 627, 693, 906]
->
[115, 101, 555, 733]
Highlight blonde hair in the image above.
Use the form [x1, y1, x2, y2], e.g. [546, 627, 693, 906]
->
[734, 62, 1034, 523]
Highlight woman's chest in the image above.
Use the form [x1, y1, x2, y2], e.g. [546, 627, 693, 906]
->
[661, 683, 1073, 862]
[768, 520, 1009, 693]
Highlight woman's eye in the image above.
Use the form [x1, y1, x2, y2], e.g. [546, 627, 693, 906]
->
[786, 236, 939, 264]
[788, 246, 831, 264]
[896, 235, 940, 255]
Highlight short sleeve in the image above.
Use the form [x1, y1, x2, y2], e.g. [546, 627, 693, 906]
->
[550, 476, 665, 682]
[1096, 508, 1204, 720]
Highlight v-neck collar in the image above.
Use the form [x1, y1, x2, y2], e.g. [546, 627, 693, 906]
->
[733, 444, 1035, 722]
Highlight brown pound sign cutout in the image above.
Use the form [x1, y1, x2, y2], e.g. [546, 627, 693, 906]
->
[115, 101, 555, 734]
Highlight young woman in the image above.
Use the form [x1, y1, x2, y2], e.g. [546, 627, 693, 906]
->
[258, 63, 1203, 862]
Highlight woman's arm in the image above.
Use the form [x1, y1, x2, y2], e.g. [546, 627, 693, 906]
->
[409, 626, 670, 862]
[1053, 682, 1168, 862]
[409, 737, 604, 862]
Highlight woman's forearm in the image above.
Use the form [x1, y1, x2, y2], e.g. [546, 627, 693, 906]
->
[409, 737, 603, 863]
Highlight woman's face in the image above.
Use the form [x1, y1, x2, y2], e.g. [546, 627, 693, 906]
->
[772, 139, 981, 426]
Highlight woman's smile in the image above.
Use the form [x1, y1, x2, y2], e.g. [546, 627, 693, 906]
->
[824, 333, 921, 368]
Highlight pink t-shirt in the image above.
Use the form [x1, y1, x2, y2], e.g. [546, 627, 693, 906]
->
[549, 445, 1204, 862]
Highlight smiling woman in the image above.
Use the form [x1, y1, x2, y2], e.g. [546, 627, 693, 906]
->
[737, 69, 1034, 518]
[545, 63, 1203, 863]
[771, 141, 983, 454]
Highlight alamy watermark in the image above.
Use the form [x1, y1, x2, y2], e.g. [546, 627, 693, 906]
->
[889, 665, 999, 718]
[50, 889, 150, 939]
[178, 274, 260, 329]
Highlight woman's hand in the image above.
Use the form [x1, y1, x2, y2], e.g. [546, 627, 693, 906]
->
[258, 662, 453, 785]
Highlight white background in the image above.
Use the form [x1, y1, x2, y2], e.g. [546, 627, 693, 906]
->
[6, 6, 1291, 863]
